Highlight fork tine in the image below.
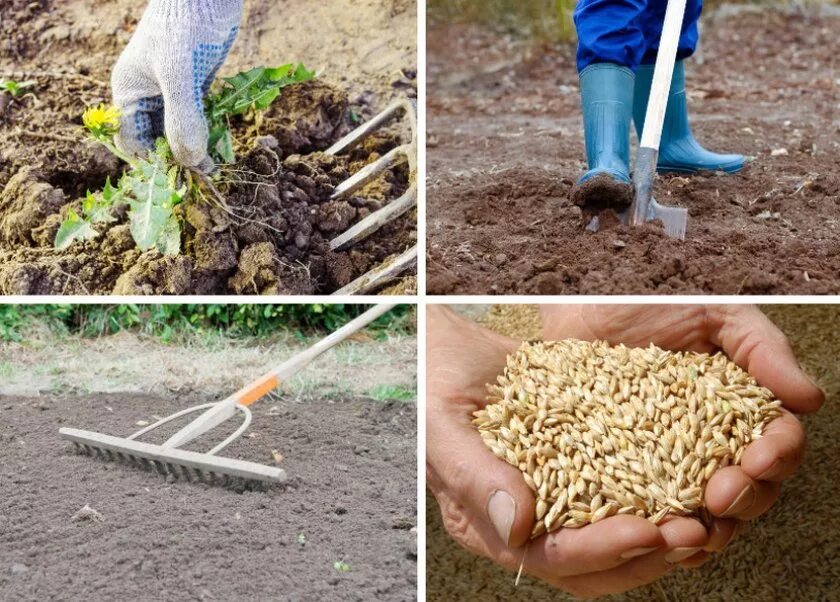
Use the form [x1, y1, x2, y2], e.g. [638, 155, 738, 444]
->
[326, 99, 413, 155]
[330, 185, 417, 251]
[330, 146, 409, 200]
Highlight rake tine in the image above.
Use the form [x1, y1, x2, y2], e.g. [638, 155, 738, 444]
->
[324, 97, 417, 270]
[63, 428, 288, 484]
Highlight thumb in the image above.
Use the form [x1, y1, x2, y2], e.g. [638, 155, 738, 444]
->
[710, 305, 824, 413]
[428, 408, 536, 548]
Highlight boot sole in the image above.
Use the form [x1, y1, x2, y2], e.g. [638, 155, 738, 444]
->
[657, 162, 744, 175]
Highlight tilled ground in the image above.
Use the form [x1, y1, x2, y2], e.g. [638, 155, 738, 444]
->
[0, 0, 417, 295]
[427, 7, 840, 295]
[0, 393, 417, 601]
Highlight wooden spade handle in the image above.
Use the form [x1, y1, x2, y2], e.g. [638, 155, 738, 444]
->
[639, 0, 688, 152]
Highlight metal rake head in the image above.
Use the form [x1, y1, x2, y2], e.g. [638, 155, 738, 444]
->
[60, 401, 286, 490]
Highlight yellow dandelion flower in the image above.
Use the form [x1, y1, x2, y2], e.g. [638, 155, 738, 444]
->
[83, 104, 121, 138]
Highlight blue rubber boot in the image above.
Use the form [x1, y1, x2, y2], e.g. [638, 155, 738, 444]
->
[634, 61, 744, 174]
[571, 63, 634, 208]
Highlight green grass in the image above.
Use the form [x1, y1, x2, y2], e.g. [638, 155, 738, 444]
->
[428, 0, 576, 42]
[368, 384, 416, 402]
[0, 304, 416, 343]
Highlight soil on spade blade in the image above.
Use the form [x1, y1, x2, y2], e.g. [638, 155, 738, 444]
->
[0, 393, 417, 601]
[0, 0, 417, 295]
[426, 7, 840, 295]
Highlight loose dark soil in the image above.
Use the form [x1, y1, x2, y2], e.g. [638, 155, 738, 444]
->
[427, 8, 840, 295]
[0, 0, 417, 295]
[0, 393, 417, 601]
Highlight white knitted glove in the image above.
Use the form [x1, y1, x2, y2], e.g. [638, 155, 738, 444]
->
[111, 0, 243, 172]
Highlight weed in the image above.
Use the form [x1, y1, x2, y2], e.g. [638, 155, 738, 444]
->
[369, 384, 415, 402]
[206, 64, 314, 163]
[333, 560, 351, 572]
[0, 79, 36, 98]
[55, 107, 186, 255]
[55, 64, 313, 255]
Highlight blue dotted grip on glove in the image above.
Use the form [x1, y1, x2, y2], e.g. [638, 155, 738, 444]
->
[134, 96, 165, 147]
[192, 25, 239, 111]
[128, 25, 238, 149]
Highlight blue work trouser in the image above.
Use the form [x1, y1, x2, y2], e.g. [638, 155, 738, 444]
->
[574, 0, 703, 72]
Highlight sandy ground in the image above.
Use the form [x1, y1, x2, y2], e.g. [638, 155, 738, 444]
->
[10, 0, 416, 104]
[426, 304, 840, 601]
[426, 4, 840, 295]
[0, 329, 417, 399]
[0, 329, 417, 601]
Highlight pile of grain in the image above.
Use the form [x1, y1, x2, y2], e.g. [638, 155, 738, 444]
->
[474, 339, 782, 538]
[481, 304, 542, 340]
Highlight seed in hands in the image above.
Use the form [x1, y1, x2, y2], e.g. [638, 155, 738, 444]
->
[473, 340, 781, 539]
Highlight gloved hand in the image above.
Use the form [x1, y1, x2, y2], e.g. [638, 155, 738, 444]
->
[111, 0, 244, 172]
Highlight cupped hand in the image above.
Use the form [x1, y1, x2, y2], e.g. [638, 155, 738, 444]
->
[427, 306, 716, 598]
[541, 304, 824, 566]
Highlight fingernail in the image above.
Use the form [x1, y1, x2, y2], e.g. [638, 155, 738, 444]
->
[756, 459, 781, 481]
[487, 490, 516, 546]
[665, 547, 703, 563]
[733, 521, 747, 540]
[721, 484, 756, 517]
[620, 546, 660, 559]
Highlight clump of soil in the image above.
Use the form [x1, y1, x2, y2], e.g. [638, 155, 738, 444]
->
[570, 173, 633, 209]
[0, 81, 415, 295]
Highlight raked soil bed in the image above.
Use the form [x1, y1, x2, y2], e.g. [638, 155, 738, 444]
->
[426, 7, 840, 295]
[0, 393, 417, 601]
[0, 0, 417, 295]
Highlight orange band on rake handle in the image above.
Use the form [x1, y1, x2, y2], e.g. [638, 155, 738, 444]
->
[234, 373, 280, 407]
